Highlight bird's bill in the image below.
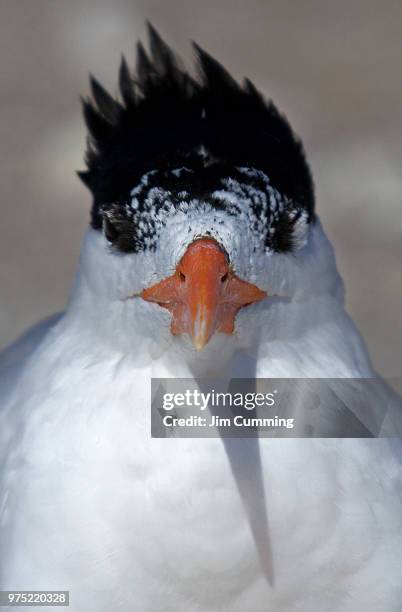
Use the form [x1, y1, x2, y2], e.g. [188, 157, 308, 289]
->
[141, 237, 266, 350]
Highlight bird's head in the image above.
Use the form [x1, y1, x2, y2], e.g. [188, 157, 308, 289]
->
[74, 24, 322, 363]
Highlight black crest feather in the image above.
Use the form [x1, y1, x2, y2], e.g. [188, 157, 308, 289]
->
[119, 55, 136, 107]
[80, 23, 315, 240]
[89, 75, 122, 123]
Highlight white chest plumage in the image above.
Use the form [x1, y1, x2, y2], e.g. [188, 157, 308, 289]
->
[1, 329, 401, 612]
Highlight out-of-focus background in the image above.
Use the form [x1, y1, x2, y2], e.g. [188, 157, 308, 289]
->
[1, 0, 401, 376]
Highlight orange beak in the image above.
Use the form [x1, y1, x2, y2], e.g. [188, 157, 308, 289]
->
[141, 238, 266, 350]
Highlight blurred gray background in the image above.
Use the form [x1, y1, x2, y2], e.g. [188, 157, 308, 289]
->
[1, 0, 401, 376]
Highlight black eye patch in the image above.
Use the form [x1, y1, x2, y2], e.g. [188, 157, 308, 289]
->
[100, 166, 310, 255]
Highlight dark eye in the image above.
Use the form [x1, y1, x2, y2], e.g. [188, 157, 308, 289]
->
[179, 271, 186, 282]
[221, 273, 228, 283]
[103, 217, 119, 243]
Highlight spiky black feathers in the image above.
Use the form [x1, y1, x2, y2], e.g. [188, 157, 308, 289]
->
[79, 23, 315, 253]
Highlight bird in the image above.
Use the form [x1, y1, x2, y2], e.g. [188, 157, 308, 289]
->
[0, 23, 401, 612]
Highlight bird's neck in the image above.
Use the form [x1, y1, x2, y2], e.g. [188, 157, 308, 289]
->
[60, 222, 371, 378]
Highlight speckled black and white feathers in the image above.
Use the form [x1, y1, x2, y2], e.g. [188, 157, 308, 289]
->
[79, 23, 315, 254]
